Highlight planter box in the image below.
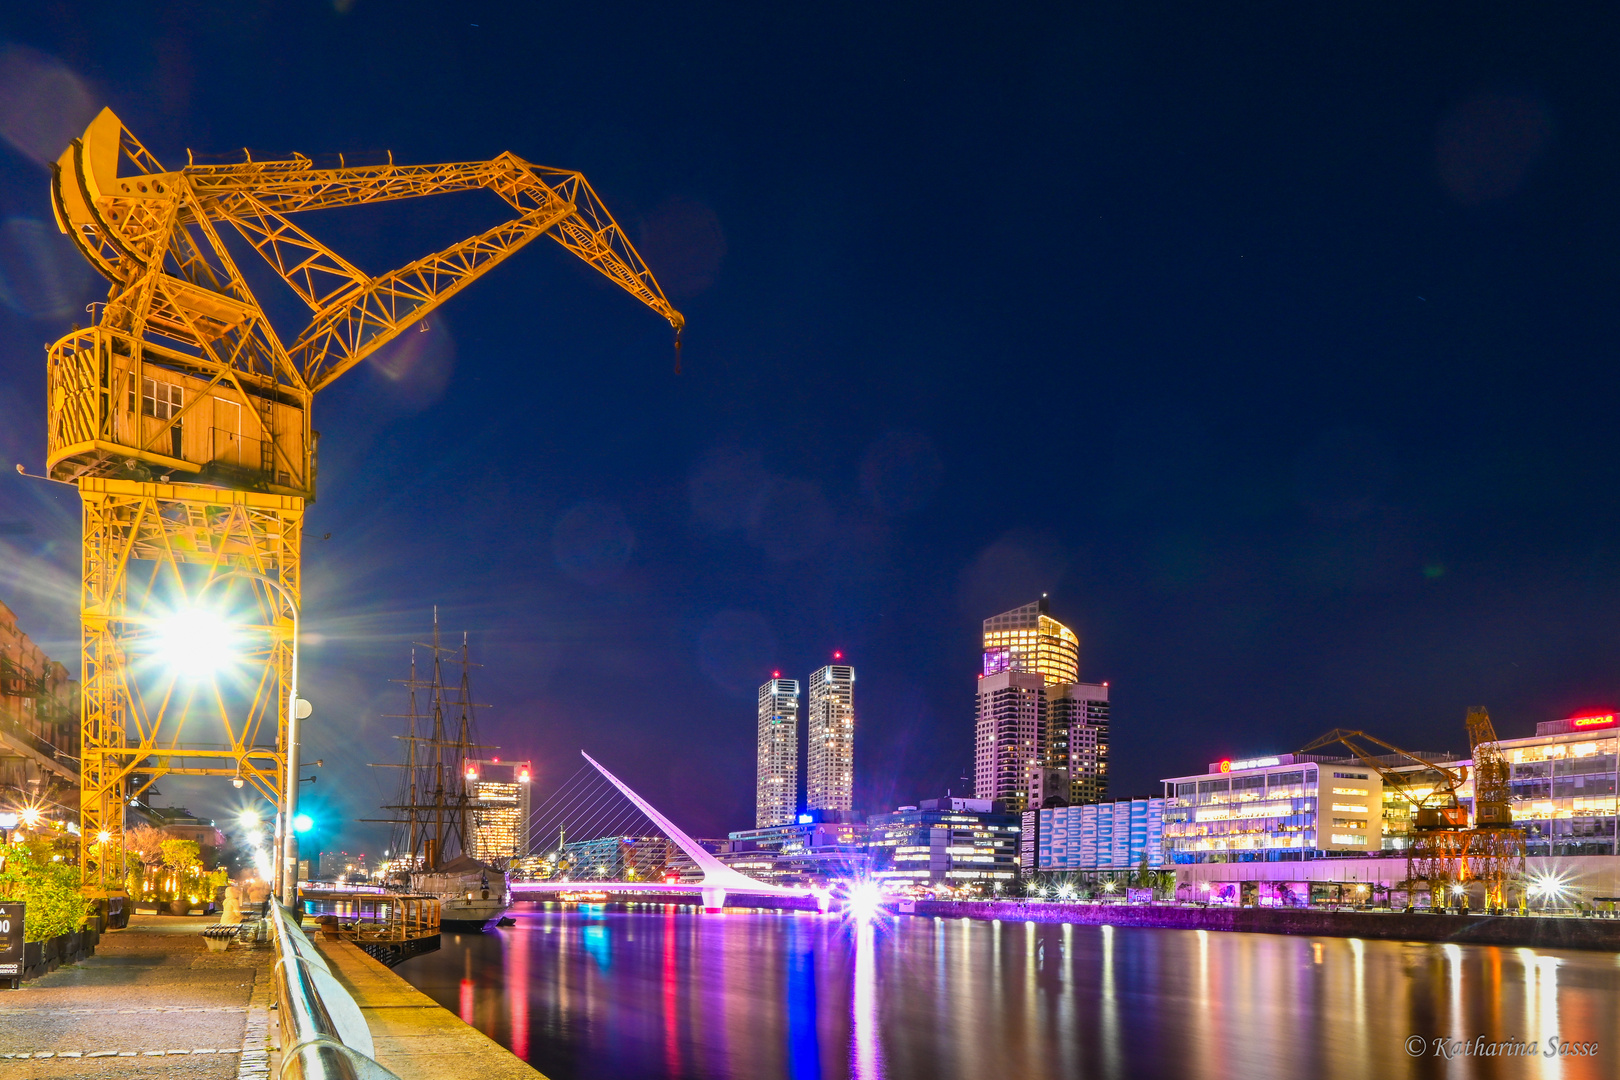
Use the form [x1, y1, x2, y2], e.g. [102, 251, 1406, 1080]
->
[14, 926, 100, 984]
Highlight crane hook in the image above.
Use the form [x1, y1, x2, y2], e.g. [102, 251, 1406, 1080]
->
[674, 326, 683, 375]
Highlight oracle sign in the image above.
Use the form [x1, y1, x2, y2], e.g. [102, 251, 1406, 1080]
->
[1570, 714, 1617, 729]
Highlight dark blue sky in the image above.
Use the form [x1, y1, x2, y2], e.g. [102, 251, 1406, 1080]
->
[1, 2, 1618, 848]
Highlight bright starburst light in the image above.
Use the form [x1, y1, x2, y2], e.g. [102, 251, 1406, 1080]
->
[151, 606, 240, 680]
[845, 880, 886, 922]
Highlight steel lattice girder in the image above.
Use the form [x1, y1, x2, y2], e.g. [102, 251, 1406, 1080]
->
[49, 108, 680, 892]
[77, 477, 300, 886]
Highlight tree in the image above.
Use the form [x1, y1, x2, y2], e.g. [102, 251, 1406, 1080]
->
[159, 841, 200, 874]
[123, 825, 167, 870]
[160, 838, 201, 871]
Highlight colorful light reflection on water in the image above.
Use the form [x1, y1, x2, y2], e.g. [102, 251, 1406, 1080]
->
[400, 904, 1618, 1080]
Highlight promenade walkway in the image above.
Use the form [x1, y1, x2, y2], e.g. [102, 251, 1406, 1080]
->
[0, 914, 543, 1079]
[0, 915, 273, 1076]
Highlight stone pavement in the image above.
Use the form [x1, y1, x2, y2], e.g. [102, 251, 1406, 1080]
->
[0, 915, 274, 1078]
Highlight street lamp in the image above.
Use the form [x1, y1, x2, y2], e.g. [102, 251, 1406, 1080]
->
[161, 568, 306, 908]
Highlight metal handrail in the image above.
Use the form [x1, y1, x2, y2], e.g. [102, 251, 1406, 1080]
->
[268, 901, 402, 1080]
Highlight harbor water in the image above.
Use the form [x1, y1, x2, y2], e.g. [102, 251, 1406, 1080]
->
[397, 901, 1617, 1079]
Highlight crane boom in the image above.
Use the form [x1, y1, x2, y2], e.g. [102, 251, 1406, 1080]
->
[51, 108, 681, 403]
[44, 109, 685, 891]
[1295, 728, 1466, 811]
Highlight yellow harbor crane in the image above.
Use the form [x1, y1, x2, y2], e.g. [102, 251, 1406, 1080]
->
[44, 108, 682, 890]
[1299, 710, 1525, 911]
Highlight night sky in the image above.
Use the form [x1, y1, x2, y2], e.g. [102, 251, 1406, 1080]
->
[1, 4, 1618, 852]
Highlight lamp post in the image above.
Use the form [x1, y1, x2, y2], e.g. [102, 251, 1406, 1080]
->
[187, 569, 305, 908]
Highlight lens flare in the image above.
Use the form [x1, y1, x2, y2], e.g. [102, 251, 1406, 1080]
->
[845, 880, 885, 922]
[151, 607, 240, 680]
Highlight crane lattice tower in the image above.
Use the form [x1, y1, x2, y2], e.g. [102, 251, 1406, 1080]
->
[45, 109, 681, 888]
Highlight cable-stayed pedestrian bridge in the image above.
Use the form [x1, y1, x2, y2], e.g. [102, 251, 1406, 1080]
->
[510, 751, 821, 911]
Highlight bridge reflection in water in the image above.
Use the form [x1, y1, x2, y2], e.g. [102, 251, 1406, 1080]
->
[396, 903, 1615, 1080]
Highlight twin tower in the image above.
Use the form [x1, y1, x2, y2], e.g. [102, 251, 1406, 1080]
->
[756, 662, 855, 827]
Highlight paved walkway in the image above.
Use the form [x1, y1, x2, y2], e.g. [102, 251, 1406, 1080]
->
[0, 915, 542, 1080]
[0, 915, 274, 1077]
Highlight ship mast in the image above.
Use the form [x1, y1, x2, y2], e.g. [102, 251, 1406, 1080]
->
[367, 608, 492, 871]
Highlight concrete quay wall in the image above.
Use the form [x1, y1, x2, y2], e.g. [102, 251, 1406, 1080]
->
[910, 899, 1620, 951]
[313, 937, 546, 1079]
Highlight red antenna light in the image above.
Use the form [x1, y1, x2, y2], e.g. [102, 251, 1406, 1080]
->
[833, 651, 843, 660]
[772, 670, 781, 678]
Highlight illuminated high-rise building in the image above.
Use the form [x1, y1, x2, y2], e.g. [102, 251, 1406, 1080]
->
[1048, 682, 1109, 804]
[757, 677, 800, 827]
[976, 599, 1109, 811]
[806, 663, 856, 812]
[468, 758, 532, 860]
[981, 596, 1079, 685]
[975, 669, 1046, 812]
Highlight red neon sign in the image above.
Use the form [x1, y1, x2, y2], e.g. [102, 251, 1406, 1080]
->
[1219, 759, 1231, 773]
[1570, 714, 1617, 729]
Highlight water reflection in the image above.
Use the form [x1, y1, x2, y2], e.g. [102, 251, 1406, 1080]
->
[405, 905, 1619, 1080]
[851, 919, 882, 1079]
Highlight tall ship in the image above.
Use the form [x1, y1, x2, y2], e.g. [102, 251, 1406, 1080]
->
[369, 611, 513, 930]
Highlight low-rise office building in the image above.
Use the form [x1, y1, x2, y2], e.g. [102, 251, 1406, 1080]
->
[1022, 798, 1166, 874]
[867, 797, 1020, 889]
[1496, 713, 1618, 856]
[1160, 754, 1384, 862]
[723, 810, 872, 886]
[559, 834, 674, 882]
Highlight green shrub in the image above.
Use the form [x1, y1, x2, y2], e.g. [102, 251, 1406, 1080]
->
[0, 835, 90, 941]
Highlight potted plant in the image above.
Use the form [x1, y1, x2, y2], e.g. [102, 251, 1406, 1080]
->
[0, 831, 91, 972]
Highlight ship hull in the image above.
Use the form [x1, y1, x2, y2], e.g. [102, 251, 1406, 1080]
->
[439, 895, 510, 932]
[411, 867, 512, 933]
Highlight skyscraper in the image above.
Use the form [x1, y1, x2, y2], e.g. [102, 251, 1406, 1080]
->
[806, 663, 856, 812]
[981, 596, 1079, 685]
[756, 677, 800, 827]
[1048, 682, 1109, 804]
[468, 758, 532, 860]
[975, 669, 1046, 811]
[975, 598, 1109, 811]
